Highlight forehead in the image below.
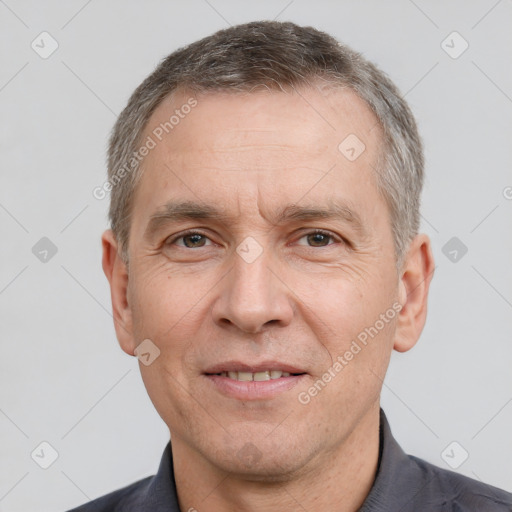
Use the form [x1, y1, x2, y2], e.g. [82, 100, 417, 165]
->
[147, 85, 380, 160]
[131, 85, 385, 232]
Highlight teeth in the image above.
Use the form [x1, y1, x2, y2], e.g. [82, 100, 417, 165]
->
[254, 371, 270, 381]
[218, 370, 293, 381]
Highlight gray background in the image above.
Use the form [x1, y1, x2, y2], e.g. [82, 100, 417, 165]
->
[1, 0, 511, 510]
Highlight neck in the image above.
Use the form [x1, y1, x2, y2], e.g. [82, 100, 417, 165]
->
[172, 402, 381, 512]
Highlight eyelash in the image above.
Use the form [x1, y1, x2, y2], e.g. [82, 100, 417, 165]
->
[166, 228, 343, 248]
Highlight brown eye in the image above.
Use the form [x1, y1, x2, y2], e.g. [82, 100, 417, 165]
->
[182, 233, 207, 248]
[296, 230, 338, 248]
[168, 231, 213, 248]
[307, 232, 331, 247]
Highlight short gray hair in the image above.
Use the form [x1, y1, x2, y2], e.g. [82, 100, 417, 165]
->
[107, 20, 424, 272]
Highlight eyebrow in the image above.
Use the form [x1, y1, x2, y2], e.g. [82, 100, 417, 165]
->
[143, 199, 366, 241]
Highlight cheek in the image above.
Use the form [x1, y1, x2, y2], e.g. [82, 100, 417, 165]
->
[128, 266, 224, 398]
[296, 266, 389, 327]
[129, 265, 211, 337]
[295, 267, 397, 372]
[137, 356, 202, 442]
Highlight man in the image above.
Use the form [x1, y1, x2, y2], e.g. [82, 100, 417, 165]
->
[71, 21, 512, 511]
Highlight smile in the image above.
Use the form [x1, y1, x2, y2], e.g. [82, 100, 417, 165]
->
[203, 361, 307, 399]
[212, 370, 297, 381]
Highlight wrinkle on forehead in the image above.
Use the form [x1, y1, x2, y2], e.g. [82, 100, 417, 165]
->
[132, 85, 386, 239]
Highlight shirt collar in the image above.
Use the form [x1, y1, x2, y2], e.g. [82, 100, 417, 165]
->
[358, 408, 419, 511]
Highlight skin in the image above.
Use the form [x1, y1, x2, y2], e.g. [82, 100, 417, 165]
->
[102, 84, 435, 511]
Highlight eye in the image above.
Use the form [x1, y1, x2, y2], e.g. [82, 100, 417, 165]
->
[296, 229, 340, 248]
[167, 230, 213, 248]
[166, 228, 343, 250]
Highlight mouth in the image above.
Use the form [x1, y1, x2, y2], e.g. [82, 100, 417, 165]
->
[203, 361, 307, 400]
[207, 370, 303, 381]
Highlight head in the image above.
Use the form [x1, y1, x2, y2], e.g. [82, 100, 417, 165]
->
[102, 21, 434, 480]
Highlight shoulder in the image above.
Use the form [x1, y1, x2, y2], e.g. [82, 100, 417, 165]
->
[407, 454, 512, 511]
[365, 409, 512, 512]
[66, 475, 153, 512]
[65, 441, 178, 512]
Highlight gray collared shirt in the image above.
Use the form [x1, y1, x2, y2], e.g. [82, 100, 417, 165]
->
[67, 408, 512, 511]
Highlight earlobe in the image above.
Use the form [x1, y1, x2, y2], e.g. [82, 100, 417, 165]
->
[393, 234, 435, 353]
[101, 229, 136, 356]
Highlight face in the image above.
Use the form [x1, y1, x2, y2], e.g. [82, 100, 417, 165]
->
[109, 85, 411, 479]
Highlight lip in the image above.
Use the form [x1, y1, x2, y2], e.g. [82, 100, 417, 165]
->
[203, 360, 308, 401]
[204, 373, 306, 400]
[204, 360, 306, 374]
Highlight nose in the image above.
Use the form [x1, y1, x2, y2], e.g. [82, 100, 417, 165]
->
[211, 245, 294, 334]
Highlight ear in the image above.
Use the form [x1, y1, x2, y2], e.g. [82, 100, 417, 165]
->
[101, 229, 136, 356]
[394, 233, 435, 353]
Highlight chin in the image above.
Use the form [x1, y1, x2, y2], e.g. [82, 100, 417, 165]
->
[207, 436, 316, 483]
[216, 456, 305, 483]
